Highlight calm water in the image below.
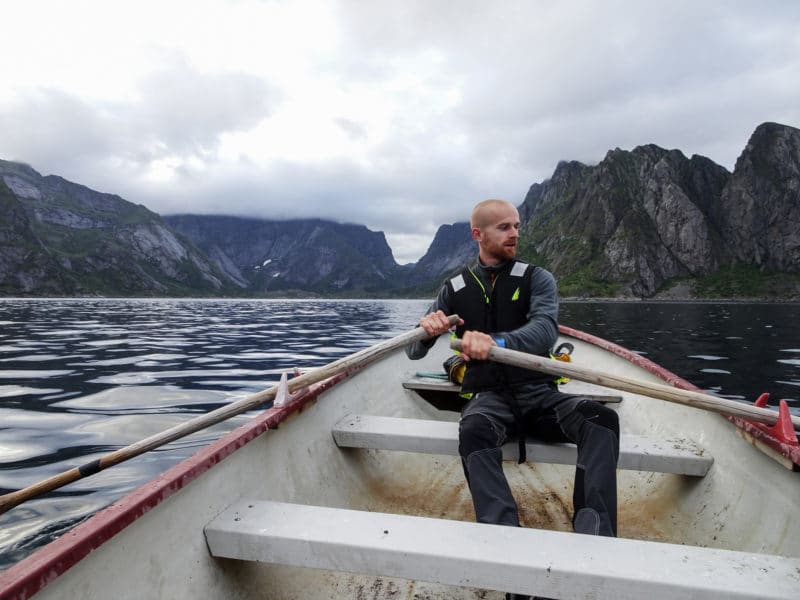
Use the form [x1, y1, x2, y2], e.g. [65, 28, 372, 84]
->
[0, 298, 798, 571]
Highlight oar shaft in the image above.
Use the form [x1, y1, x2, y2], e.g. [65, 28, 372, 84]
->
[0, 315, 460, 515]
[450, 339, 800, 429]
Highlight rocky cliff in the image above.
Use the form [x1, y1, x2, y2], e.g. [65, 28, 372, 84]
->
[716, 122, 800, 272]
[518, 144, 733, 296]
[406, 222, 472, 288]
[414, 122, 799, 298]
[0, 160, 230, 296]
[0, 177, 72, 294]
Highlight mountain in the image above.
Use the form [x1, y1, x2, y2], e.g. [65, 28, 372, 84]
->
[716, 122, 800, 271]
[164, 214, 409, 295]
[518, 145, 732, 296]
[0, 160, 231, 296]
[1, 121, 798, 299]
[413, 122, 800, 299]
[405, 222, 472, 288]
[412, 146, 736, 296]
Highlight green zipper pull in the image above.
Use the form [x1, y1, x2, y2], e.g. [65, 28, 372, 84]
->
[468, 267, 491, 305]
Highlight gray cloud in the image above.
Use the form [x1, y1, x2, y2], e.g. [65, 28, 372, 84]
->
[132, 61, 280, 161]
[1, 2, 798, 263]
[335, 118, 368, 141]
[1, 58, 279, 183]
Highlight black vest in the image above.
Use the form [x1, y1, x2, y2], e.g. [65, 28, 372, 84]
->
[448, 261, 552, 393]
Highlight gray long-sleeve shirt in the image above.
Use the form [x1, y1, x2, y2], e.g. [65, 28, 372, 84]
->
[406, 260, 559, 360]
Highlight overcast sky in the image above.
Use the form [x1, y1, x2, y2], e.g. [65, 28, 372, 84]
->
[1, 1, 798, 263]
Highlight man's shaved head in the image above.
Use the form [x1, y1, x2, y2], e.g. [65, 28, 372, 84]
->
[470, 199, 517, 230]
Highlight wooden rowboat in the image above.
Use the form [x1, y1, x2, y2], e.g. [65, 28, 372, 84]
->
[1, 324, 799, 599]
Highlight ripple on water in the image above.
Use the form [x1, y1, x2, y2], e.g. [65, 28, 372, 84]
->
[51, 385, 232, 412]
[87, 368, 274, 386]
[0, 370, 74, 379]
[0, 497, 103, 558]
[196, 379, 277, 391]
[66, 414, 224, 446]
[0, 411, 101, 473]
[72, 356, 155, 367]
[0, 437, 55, 463]
[211, 351, 323, 361]
[0, 385, 62, 398]
[0, 354, 85, 363]
[35, 329, 86, 337]
[315, 346, 350, 354]
[83, 339, 130, 348]
[0, 407, 92, 428]
[85, 372, 162, 385]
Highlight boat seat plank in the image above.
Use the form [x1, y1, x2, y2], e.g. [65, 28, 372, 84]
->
[204, 500, 799, 600]
[403, 377, 623, 403]
[332, 415, 713, 476]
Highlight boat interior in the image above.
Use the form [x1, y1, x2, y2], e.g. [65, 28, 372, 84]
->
[20, 335, 800, 600]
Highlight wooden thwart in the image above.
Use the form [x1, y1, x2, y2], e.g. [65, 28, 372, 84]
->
[332, 415, 713, 476]
[204, 500, 800, 600]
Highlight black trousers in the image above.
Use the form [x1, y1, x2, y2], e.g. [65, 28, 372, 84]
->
[458, 383, 619, 536]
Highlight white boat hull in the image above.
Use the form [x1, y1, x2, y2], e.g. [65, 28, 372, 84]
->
[2, 331, 799, 599]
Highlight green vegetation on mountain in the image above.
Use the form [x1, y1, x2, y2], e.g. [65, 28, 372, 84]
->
[692, 265, 800, 299]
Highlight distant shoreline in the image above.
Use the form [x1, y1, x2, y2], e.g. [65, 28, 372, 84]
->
[1, 294, 798, 304]
[560, 296, 800, 304]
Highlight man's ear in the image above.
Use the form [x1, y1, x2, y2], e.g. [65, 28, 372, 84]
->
[471, 227, 482, 242]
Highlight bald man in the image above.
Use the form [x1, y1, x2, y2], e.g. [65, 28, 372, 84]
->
[407, 200, 619, 600]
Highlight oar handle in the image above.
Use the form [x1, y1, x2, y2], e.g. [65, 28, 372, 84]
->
[0, 315, 460, 516]
[450, 338, 800, 429]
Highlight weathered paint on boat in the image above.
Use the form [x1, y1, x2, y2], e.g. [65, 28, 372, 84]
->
[1, 326, 798, 599]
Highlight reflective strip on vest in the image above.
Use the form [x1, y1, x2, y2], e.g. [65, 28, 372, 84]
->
[510, 261, 528, 277]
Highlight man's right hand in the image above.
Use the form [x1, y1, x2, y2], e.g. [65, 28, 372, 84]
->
[458, 330, 496, 361]
[419, 310, 460, 338]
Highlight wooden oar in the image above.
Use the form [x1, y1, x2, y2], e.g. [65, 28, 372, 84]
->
[0, 315, 460, 516]
[450, 339, 800, 429]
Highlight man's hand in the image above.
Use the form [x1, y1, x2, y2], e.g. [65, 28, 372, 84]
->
[419, 310, 461, 338]
[459, 330, 496, 361]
